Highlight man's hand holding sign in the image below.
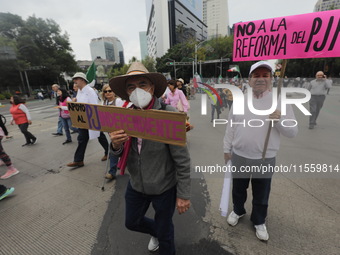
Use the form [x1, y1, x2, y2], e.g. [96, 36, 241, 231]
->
[72, 62, 191, 254]
[222, 9, 339, 243]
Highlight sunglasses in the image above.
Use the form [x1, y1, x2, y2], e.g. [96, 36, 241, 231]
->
[103, 90, 113, 93]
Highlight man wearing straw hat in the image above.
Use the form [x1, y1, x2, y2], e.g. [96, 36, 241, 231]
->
[109, 62, 191, 254]
[223, 61, 298, 241]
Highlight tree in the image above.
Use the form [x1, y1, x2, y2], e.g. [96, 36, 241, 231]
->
[0, 12, 78, 92]
[142, 56, 156, 72]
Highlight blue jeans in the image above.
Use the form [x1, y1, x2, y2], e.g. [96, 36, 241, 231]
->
[57, 117, 63, 134]
[60, 117, 72, 141]
[231, 152, 275, 225]
[211, 104, 220, 121]
[109, 154, 119, 176]
[125, 182, 176, 255]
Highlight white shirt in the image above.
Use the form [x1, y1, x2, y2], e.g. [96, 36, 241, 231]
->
[76, 85, 98, 104]
[77, 84, 100, 139]
[223, 92, 298, 159]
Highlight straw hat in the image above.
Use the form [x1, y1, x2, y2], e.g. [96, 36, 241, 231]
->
[109, 62, 167, 100]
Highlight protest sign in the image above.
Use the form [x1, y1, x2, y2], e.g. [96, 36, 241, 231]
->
[233, 9, 340, 61]
[67, 102, 187, 146]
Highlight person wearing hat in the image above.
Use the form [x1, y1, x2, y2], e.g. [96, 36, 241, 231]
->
[66, 72, 109, 167]
[109, 62, 191, 254]
[176, 78, 187, 98]
[223, 61, 298, 241]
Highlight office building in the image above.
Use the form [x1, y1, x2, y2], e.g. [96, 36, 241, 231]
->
[146, 0, 207, 59]
[314, 0, 340, 11]
[203, 0, 230, 38]
[139, 31, 148, 60]
[90, 37, 125, 64]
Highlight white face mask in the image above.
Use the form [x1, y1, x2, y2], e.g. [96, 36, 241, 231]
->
[129, 88, 152, 108]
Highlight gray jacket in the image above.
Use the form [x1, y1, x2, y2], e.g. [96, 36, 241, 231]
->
[112, 98, 191, 200]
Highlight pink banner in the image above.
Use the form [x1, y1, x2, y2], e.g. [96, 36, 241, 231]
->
[233, 10, 340, 61]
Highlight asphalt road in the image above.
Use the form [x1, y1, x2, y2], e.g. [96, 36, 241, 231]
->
[0, 87, 339, 255]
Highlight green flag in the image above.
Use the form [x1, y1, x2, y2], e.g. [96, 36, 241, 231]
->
[86, 62, 96, 86]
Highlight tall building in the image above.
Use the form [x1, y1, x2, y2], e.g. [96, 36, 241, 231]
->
[146, 0, 207, 59]
[90, 37, 125, 65]
[314, 0, 340, 11]
[139, 31, 148, 60]
[203, 0, 230, 38]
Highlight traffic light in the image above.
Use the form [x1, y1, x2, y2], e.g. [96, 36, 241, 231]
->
[166, 62, 174, 66]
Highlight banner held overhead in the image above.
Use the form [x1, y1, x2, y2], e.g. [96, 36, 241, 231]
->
[233, 9, 340, 61]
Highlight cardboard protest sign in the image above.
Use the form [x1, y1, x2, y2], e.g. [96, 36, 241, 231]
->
[67, 102, 187, 146]
[233, 9, 340, 61]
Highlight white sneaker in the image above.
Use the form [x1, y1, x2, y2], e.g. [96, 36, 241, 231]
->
[227, 211, 245, 226]
[255, 224, 269, 241]
[148, 236, 159, 252]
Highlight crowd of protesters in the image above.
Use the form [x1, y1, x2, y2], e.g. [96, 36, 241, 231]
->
[0, 61, 333, 255]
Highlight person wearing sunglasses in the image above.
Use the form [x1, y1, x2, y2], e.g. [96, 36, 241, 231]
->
[101, 84, 119, 180]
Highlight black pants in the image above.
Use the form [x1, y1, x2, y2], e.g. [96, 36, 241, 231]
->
[309, 95, 326, 125]
[231, 153, 275, 225]
[0, 184, 7, 195]
[18, 123, 36, 144]
[74, 129, 109, 162]
[125, 182, 176, 255]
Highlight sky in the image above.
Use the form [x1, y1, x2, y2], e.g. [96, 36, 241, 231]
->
[1, 0, 316, 62]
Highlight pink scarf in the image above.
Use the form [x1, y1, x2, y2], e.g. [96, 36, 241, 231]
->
[117, 97, 155, 175]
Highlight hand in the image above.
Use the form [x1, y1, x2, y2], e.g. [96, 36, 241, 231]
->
[224, 153, 231, 163]
[269, 110, 281, 121]
[28, 120, 32, 125]
[72, 98, 77, 102]
[109, 130, 129, 150]
[176, 198, 190, 214]
[10, 120, 14, 125]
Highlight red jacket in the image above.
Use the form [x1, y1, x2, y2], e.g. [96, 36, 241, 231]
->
[10, 104, 28, 125]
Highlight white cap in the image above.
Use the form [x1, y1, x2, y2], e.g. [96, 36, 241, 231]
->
[72, 72, 89, 83]
[249, 61, 273, 75]
[177, 78, 184, 84]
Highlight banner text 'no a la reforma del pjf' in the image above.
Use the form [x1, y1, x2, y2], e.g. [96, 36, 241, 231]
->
[233, 9, 340, 61]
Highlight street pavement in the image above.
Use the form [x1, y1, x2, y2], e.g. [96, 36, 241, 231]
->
[0, 87, 339, 255]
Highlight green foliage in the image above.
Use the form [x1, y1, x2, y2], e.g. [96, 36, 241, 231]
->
[142, 56, 156, 72]
[108, 64, 130, 78]
[0, 94, 5, 100]
[108, 57, 155, 78]
[2, 92, 12, 99]
[0, 12, 78, 92]
[155, 34, 339, 80]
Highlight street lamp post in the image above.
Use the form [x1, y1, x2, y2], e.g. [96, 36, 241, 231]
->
[194, 44, 198, 75]
[184, 57, 195, 80]
[194, 40, 209, 76]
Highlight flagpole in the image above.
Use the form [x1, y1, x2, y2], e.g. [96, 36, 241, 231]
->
[262, 59, 288, 160]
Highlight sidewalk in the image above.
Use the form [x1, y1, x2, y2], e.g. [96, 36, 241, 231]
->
[0, 106, 116, 254]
